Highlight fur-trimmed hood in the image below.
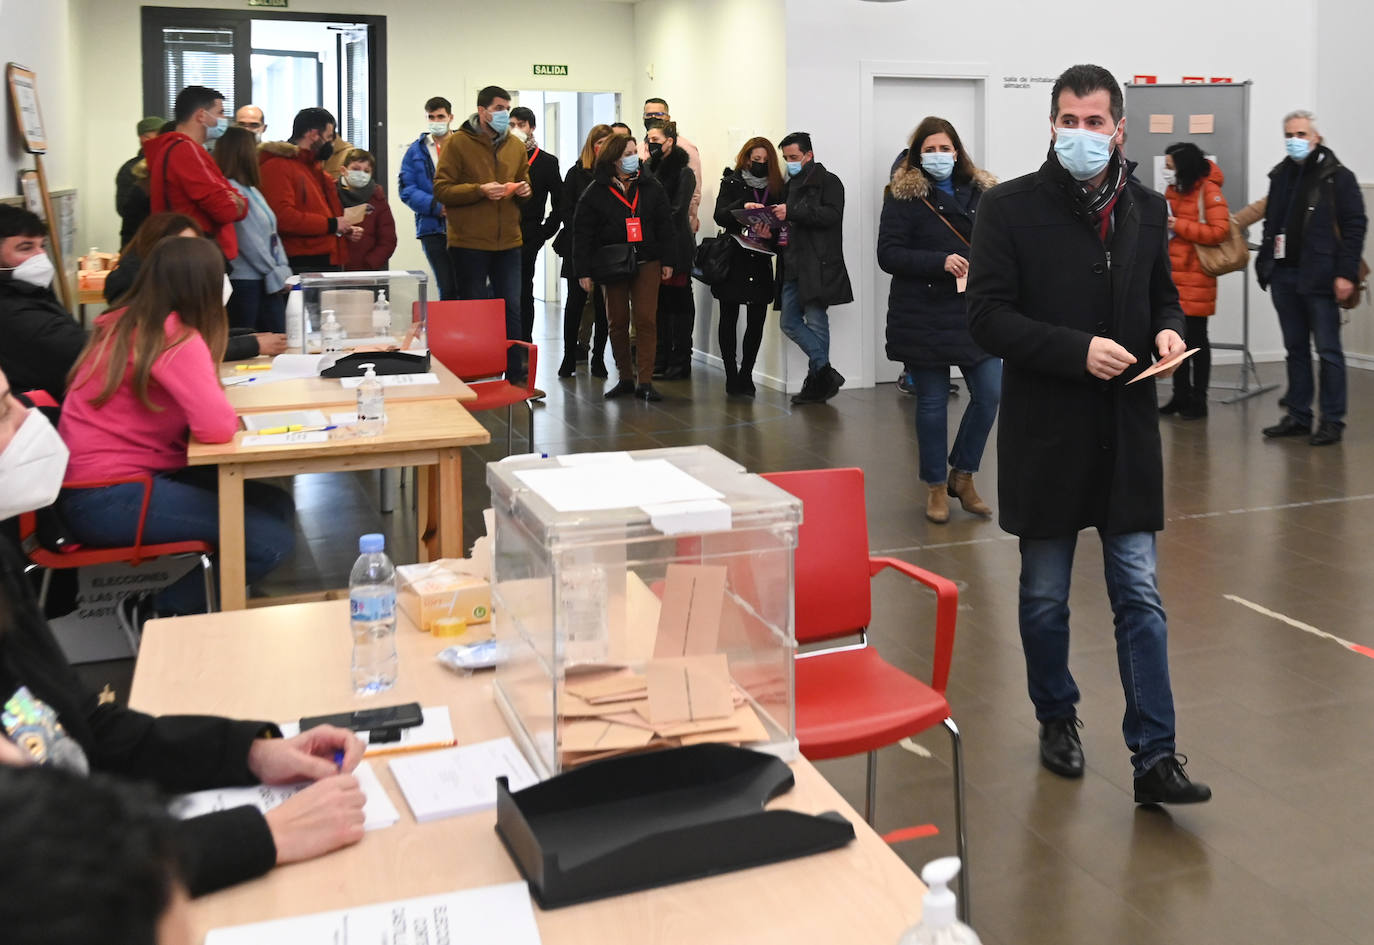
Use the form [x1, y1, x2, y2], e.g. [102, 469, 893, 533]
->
[888, 163, 998, 201]
[259, 140, 307, 161]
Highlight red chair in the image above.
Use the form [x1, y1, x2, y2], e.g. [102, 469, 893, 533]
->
[420, 299, 538, 455]
[762, 467, 968, 919]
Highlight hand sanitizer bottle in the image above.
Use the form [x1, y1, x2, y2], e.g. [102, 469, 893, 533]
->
[371, 289, 391, 336]
[285, 282, 305, 351]
[321, 310, 344, 353]
[355, 362, 385, 436]
[897, 858, 980, 945]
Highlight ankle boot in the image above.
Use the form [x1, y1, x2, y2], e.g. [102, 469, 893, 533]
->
[926, 483, 950, 524]
[947, 470, 992, 517]
[723, 360, 740, 395]
[557, 352, 576, 378]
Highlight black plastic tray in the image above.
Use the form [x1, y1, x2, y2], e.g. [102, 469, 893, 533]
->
[494, 743, 855, 908]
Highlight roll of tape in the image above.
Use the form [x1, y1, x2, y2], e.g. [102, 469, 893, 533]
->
[432, 616, 468, 637]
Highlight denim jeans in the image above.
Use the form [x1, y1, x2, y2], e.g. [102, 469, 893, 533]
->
[908, 358, 1002, 485]
[450, 246, 524, 377]
[227, 278, 286, 334]
[1269, 266, 1346, 427]
[779, 279, 830, 372]
[420, 234, 459, 301]
[59, 467, 296, 615]
[1018, 530, 1177, 775]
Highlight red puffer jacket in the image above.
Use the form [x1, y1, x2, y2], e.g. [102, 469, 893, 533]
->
[1165, 161, 1230, 317]
[258, 141, 345, 265]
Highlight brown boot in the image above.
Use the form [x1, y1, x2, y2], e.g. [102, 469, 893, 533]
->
[926, 483, 949, 524]
[947, 470, 992, 517]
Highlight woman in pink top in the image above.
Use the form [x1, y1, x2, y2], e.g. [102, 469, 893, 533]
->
[57, 237, 295, 616]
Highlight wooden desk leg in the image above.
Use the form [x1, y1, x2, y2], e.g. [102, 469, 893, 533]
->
[218, 464, 248, 610]
[436, 448, 463, 558]
[417, 465, 437, 562]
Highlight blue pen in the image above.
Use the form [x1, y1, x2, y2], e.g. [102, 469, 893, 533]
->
[333, 749, 345, 772]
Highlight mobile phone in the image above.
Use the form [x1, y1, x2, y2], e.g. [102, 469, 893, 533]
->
[299, 702, 423, 733]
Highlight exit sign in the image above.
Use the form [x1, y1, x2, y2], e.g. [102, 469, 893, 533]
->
[533, 64, 568, 77]
[248, 0, 288, 7]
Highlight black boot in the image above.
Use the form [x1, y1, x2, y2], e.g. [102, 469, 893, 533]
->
[1178, 393, 1208, 420]
[1134, 755, 1211, 804]
[818, 364, 845, 401]
[590, 354, 608, 378]
[791, 371, 823, 405]
[723, 360, 740, 395]
[557, 351, 576, 378]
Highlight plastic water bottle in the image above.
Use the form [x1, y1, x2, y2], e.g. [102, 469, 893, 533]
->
[350, 533, 398, 695]
[371, 289, 391, 336]
[321, 310, 344, 353]
[285, 283, 305, 351]
[355, 362, 385, 436]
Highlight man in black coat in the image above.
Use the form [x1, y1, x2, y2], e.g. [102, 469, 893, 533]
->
[509, 107, 563, 350]
[0, 207, 86, 401]
[1255, 109, 1367, 446]
[968, 64, 1210, 805]
[115, 116, 165, 248]
[774, 132, 853, 404]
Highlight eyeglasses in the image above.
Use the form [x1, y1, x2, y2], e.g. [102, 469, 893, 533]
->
[644, 111, 667, 119]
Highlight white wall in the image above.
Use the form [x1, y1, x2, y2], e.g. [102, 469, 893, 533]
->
[632, 0, 789, 388]
[785, 0, 1321, 386]
[1, 0, 77, 221]
[69, 0, 636, 276]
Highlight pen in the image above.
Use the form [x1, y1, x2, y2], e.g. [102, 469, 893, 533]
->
[234, 363, 273, 372]
[256, 424, 303, 435]
[333, 749, 345, 772]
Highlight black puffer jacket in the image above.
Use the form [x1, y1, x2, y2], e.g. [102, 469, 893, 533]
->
[879, 163, 997, 368]
[711, 169, 778, 305]
[647, 145, 697, 281]
[0, 278, 86, 400]
[572, 169, 678, 278]
[555, 163, 595, 279]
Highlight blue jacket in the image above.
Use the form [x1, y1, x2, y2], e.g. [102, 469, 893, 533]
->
[227, 181, 292, 293]
[398, 132, 445, 238]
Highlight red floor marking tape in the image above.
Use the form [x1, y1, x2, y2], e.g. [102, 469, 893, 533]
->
[882, 824, 939, 845]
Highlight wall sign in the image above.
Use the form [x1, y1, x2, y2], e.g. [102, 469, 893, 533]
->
[6, 63, 47, 154]
[533, 64, 569, 77]
[248, 0, 289, 7]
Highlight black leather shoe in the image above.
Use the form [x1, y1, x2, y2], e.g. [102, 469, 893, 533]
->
[1134, 754, 1212, 804]
[603, 379, 635, 399]
[663, 364, 691, 380]
[557, 354, 576, 378]
[1039, 716, 1085, 778]
[1178, 398, 1208, 420]
[819, 364, 845, 401]
[1262, 415, 1312, 438]
[635, 383, 663, 402]
[1310, 422, 1343, 446]
[791, 372, 822, 405]
[1158, 396, 1186, 415]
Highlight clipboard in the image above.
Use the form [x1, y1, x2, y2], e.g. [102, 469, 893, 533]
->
[1127, 347, 1199, 384]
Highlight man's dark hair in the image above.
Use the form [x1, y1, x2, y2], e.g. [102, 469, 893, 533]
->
[644, 97, 669, 112]
[172, 85, 224, 124]
[1050, 64, 1124, 124]
[291, 106, 337, 141]
[610, 122, 633, 134]
[0, 205, 47, 240]
[424, 96, 452, 114]
[510, 106, 536, 128]
[477, 86, 511, 108]
[0, 766, 183, 945]
[779, 131, 813, 154]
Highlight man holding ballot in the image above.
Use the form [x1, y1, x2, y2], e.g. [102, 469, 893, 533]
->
[967, 64, 1211, 806]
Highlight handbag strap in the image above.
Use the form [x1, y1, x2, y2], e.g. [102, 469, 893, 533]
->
[918, 195, 971, 248]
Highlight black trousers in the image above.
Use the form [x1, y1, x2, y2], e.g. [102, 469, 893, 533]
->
[287, 254, 337, 275]
[1171, 315, 1211, 401]
[718, 301, 768, 375]
[518, 233, 545, 343]
[563, 278, 607, 359]
[654, 283, 696, 370]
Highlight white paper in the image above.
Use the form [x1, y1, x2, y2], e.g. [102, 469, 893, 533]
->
[267, 353, 327, 379]
[388, 737, 538, 823]
[170, 760, 399, 831]
[339, 372, 440, 389]
[556, 450, 634, 467]
[307, 269, 418, 280]
[643, 498, 733, 535]
[241, 410, 328, 432]
[330, 410, 360, 426]
[241, 431, 330, 447]
[514, 459, 724, 513]
[204, 882, 540, 945]
[278, 706, 456, 756]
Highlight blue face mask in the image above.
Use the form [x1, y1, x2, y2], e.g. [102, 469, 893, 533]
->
[785, 160, 805, 177]
[1285, 136, 1311, 161]
[488, 109, 510, 134]
[204, 116, 229, 142]
[920, 152, 956, 181]
[1053, 125, 1117, 181]
[619, 154, 640, 175]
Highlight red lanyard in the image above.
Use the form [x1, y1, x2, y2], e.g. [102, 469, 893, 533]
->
[608, 184, 639, 214]
[527, 147, 540, 166]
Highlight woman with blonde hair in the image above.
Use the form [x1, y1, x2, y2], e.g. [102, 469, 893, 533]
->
[554, 123, 613, 376]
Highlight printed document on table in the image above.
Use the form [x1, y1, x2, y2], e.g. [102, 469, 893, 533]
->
[204, 882, 541, 945]
[514, 458, 724, 512]
[241, 409, 329, 432]
[169, 760, 399, 831]
[388, 736, 538, 823]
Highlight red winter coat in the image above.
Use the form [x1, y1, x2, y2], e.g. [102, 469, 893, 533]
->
[1165, 161, 1230, 317]
[143, 131, 246, 259]
[257, 141, 345, 265]
[338, 183, 398, 271]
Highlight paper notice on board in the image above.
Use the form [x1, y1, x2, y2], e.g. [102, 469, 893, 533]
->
[1148, 114, 1174, 134]
[1189, 114, 1215, 134]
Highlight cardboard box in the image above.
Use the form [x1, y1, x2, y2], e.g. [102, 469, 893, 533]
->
[396, 559, 492, 633]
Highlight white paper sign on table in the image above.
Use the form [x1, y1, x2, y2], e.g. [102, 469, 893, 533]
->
[169, 760, 399, 831]
[204, 882, 541, 945]
[514, 458, 723, 513]
[241, 431, 330, 447]
[556, 450, 634, 467]
[339, 372, 439, 389]
[241, 410, 328, 432]
[388, 736, 538, 823]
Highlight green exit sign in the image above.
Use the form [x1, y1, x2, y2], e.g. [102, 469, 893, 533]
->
[533, 64, 568, 77]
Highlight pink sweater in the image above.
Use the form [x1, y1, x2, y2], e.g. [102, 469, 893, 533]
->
[60, 310, 238, 483]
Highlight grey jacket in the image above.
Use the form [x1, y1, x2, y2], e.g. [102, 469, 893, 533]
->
[228, 181, 293, 293]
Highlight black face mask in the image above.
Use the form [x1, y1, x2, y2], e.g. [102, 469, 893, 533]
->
[314, 139, 336, 162]
[749, 161, 768, 177]
[647, 141, 664, 160]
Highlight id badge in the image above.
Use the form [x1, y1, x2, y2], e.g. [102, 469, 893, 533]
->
[625, 217, 643, 243]
[1274, 233, 1286, 260]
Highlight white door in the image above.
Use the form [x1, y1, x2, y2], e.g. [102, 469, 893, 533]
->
[866, 76, 981, 384]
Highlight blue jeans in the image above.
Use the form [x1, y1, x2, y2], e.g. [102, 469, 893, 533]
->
[227, 278, 286, 333]
[908, 358, 1002, 485]
[420, 233, 459, 301]
[59, 467, 296, 615]
[1018, 530, 1176, 776]
[779, 279, 830, 373]
[450, 246, 524, 377]
[1269, 266, 1346, 427]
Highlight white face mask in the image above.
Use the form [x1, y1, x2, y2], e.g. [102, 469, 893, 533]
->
[222, 274, 234, 307]
[0, 409, 70, 520]
[344, 169, 372, 189]
[1161, 168, 1177, 186]
[5, 252, 55, 289]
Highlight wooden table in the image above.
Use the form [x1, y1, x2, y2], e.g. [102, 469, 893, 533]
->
[186, 400, 489, 610]
[220, 358, 475, 412]
[132, 601, 926, 944]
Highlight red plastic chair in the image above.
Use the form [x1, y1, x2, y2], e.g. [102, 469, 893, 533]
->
[419, 299, 538, 455]
[762, 467, 968, 919]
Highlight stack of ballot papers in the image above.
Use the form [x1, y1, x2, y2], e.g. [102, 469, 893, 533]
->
[388, 736, 538, 823]
[169, 760, 399, 831]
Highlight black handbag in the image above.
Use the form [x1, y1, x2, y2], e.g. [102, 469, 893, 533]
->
[692, 233, 734, 286]
[589, 244, 638, 283]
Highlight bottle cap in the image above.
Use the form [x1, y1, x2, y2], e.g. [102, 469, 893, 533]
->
[919, 856, 961, 930]
[358, 533, 384, 554]
[377, 289, 387, 303]
[360, 362, 377, 377]
[432, 616, 467, 637]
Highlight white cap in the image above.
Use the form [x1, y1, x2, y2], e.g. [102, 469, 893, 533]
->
[377, 289, 387, 302]
[323, 309, 337, 324]
[360, 361, 377, 377]
[919, 857, 961, 929]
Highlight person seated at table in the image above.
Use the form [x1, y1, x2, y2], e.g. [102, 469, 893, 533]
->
[0, 372, 368, 897]
[106, 213, 286, 362]
[0, 205, 87, 401]
[56, 237, 297, 618]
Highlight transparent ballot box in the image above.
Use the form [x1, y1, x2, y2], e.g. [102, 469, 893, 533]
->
[297, 270, 429, 353]
[487, 446, 801, 779]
